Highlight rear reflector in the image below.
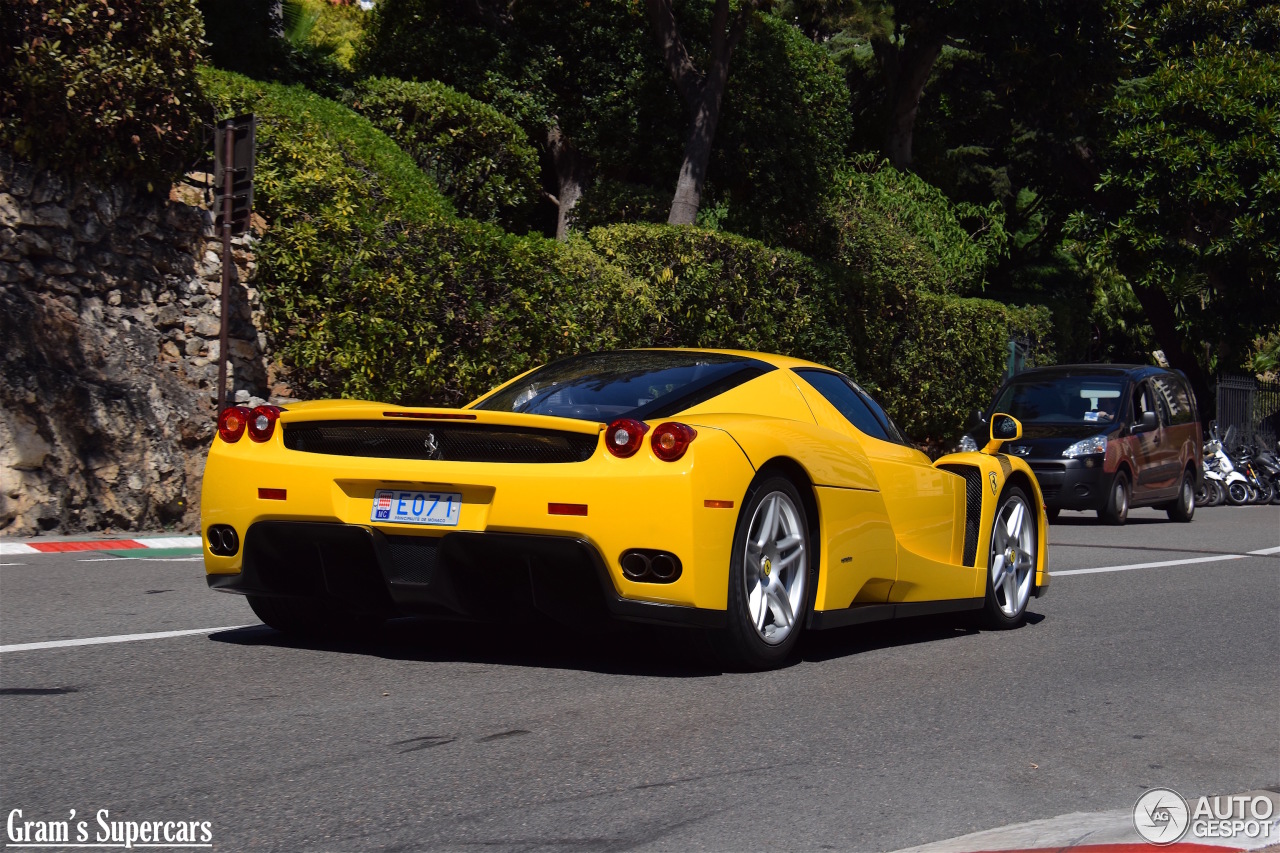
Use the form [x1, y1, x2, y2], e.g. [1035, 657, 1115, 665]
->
[384, 411, 477, 420]
[704, 500, 734, 508]
[258, 488, 287, 501]
[548, 503, 588, 516]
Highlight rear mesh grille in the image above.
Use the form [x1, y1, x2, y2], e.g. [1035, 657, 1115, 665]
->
[283, 420, 598, 463]
[940, 464, 983, 567]
[385, 535, 440, 585]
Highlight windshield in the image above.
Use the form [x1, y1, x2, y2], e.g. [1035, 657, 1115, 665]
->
[473, 351, 772, 423]
[992, 376, 1127, 424]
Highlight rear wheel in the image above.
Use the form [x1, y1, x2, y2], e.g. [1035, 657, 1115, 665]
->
[710, 476, 814, 671]
[1165, 469, 1196, 522]
[982, 486, 1037, 629]
[1194, 478, 1214, 507]
[1226, 480, 1250, 505]
[247, 595, 378, 638]
[1100, 472, 1130, 525]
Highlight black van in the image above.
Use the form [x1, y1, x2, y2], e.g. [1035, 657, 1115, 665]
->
[960, 365, 1202, 524]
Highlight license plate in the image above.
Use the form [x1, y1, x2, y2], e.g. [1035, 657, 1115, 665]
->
[371, 489, 462, 527]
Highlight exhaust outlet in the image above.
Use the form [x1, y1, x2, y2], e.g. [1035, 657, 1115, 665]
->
[619, 549, 682, 583]
[621, 551, 651, 580]
[649, 553, 678, 581]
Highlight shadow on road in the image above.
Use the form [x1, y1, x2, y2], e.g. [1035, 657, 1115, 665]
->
[208, 607, 1048, 676]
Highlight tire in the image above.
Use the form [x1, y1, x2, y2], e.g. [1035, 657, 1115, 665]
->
[982, 486, 1038, 629]
[1193, 478, 1213, 507]
[1165, 469, 1196, 522]
[1226, 480, 1250, 505]
[1045, 507, 1061, 522]
[709, 475, 814, 670]
[1100, 472, 1130, 525]
[247, 595, 378, 639]
[1211, 480, 1226, 507]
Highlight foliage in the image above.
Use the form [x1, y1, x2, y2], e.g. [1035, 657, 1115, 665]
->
[291, 0, 366, 71]
[200, 68, 641, 406]
[1069, 0, 1280, 372]
[826, 156, 1009, 295]
[586, 223, 1050, 442]
[712, 13, 853, 251]
[0, 0, 206, 188]
[349, 78, 540, 227]
[199, 0, 352, 98]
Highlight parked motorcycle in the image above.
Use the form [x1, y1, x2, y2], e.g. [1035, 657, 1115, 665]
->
[1207, 425, 1253, 505]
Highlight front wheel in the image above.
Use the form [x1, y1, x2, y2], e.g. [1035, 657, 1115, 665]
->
[709, 476, 814, 670]
[1100, 472, 1130, 525]
[1165, 470, 1195, 522]
[982, 486, 1038, 629]
[1226, 480, 1250, 505]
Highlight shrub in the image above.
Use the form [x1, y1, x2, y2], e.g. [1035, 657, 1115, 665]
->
[200, 68, 640, 406]
[588, 222, 1052, 444]
[349, 77, 540, 227]
[827, 157, 1009, 295]
[0, 0, 206, 187]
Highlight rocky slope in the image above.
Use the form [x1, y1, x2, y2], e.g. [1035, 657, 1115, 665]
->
[0, 154, 276, 535]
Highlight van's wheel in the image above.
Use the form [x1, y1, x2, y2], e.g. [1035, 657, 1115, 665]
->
[982, 486, 1037, 629]
[709, 476, 814, 671]
[1100, 472, 1129, 525]
[1164, 469, 1196, 522]
[247, 595, 378, 638]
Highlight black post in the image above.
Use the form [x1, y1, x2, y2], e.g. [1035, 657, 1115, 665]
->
[216, 124, 234, 414]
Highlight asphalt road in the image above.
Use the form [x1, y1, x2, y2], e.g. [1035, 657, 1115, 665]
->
[2, 504, 1277, 852]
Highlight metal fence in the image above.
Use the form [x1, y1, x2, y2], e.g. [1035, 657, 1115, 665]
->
[1216, 373, 1280, 449]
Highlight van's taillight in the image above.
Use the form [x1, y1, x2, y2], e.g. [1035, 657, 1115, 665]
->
[217, 406, 251, 443]
[605, 419, 648, 458]
[247, 405, 282, 443]
[650, 422, 697, 461]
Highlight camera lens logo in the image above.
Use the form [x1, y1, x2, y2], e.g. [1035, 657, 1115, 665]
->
[1134, 788, 1190, 845]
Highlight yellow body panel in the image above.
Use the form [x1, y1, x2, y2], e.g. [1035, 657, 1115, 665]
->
[202, 349, 1050, 624]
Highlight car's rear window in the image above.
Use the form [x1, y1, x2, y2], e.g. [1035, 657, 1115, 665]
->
[473, 351, 773, 422]
[992, 375, 1127, 424]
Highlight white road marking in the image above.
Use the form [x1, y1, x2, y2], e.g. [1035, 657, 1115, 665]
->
[1054, 544, 1280, 577]
[0, 542, 39, 555]
[0, 626, 251, 654]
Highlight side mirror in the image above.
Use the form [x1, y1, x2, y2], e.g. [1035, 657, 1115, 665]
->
[1136, 410, 1157, 433]
[983, 413, 1022, 454]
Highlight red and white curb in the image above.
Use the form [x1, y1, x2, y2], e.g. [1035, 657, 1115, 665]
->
[0, 536, 201, 556]
[890, 790, 1280, 853]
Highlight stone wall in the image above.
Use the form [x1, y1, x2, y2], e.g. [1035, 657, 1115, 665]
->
[0, 154, 283, 535]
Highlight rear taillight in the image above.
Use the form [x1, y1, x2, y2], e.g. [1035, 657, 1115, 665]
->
[605, 418, 649, 458]
[217, 406, 251, 443]
[247, 405, 282, 443]
[650, 422, 697, 462]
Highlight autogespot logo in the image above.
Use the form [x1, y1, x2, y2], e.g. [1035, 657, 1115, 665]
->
[1134, 788, 1191, 845]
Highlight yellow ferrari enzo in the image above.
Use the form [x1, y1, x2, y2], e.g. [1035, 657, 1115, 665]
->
[203, 349, 1048, 669]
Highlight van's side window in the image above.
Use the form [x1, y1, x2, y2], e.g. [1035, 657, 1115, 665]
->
[1152, 375, 1194, 425]
[1131, 382, 1154, 426]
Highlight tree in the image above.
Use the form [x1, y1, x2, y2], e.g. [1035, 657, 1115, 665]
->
[1069, 0, 1280, 404]
[645, 0, 770, 224]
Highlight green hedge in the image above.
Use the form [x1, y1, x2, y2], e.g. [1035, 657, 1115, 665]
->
[587, 222, 1052, 443]
[201, 68, 1049, 442]
[349, 77, 540, 228]
[1, 0, 206, 187]
[827, 157, 1009, 296]
[200, 68, 640, 406]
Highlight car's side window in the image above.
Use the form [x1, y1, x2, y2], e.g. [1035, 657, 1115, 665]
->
[794, 369, 891, 442]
